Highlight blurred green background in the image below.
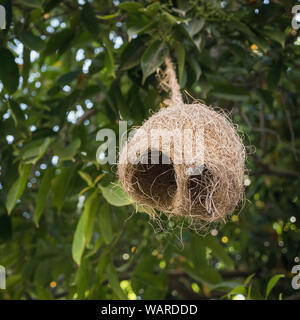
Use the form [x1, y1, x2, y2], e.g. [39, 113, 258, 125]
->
[0, 0, 299, 300]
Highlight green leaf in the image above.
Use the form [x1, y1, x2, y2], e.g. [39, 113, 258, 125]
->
[57, 71, 80, 86]
[265, 274, 284, 299]
[97, 12, 120, 20]
[119, 2, 143, 12]
[131, 255, 167, 299]
[51, 167, 73, 212]
[141, 40, 169, 83]
[78, 171, 93, 187]
[120, 39, 145, 71]
[72, 212, 85, 266]
[43, 0, 64, 13]
[190, 235, 207, 267]
[98, 202, 114, 245]
[89, 54, 105, 75]
[144, 3, 161, 16]
[184, 19, 205, 37]
[74, 259, 89, 298]
[81, 2, 99, 37]
[35, 286, 53, 300]
[19, 0, 41, 8]
[22, 137, 53, 164]
[135, 204, 155, 216]
[187, 54, 202, 81]
[228, 18, 269, 53]
[97, 250, 110, 278]
[267, 63, 281, 90]
[19, 32, 45, 51]
[127, 21, 154, 39]
[261, 28, 285, 47]
[126, 9, 153, 38]
[161, 11, 179, 25]
[34, 260, 52, 286]
[84, 237, 103, 260]
[210, 281, 243, 292]
[99, 183, 133, 207]
[22, 46, 30, 88]
[181, 236, 223, 285]
[106, 262, 128, 300]
[244, 273, 256, 286]
[181, 262, 223, 285]
[228, 285, 247, 297]
[83, 190, 101, 246]
[0, 48, 20, 94]
[72, 190, 101, 266]
[53, 138, 81, 160]
[103, 37, 115, 78]
[6, 164, 32, 215]
[33, 168, 55, 227]
[44, 28, 74, 56]
[8, 99, 25, 126]
[5, 274, 22, 289]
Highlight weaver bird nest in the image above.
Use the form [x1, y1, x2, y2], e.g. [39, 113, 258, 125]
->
[118, 58, 246, 228]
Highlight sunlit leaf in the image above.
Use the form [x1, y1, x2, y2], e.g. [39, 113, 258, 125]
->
[34, 167, 55, 227]
[98, 202, 114, 245]
[99, 183, 133, 207]
[72, 213, 85, 266]
[265, 274, 284, 299]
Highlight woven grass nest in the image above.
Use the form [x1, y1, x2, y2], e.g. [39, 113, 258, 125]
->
[118, 58, 246, 228]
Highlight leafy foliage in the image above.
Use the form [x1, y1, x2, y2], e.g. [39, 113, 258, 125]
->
[0, 0, 299, 300]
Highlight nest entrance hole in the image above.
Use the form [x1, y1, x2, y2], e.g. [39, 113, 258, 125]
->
[131, 150, 177, 208]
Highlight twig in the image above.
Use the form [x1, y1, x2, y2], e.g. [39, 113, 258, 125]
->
[77, 109, 98, 125]
[168, 269, 260, 279]
[255, 163, 300, 179]
[94, 219, 128, 263]
[285, 292, 300, 300]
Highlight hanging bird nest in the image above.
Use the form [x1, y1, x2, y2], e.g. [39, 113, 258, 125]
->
[118, 57, 246, 228]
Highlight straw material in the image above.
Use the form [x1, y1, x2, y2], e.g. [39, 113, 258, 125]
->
[118, 58, 246, 227]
